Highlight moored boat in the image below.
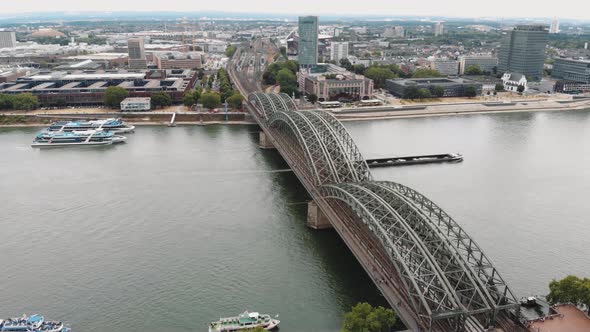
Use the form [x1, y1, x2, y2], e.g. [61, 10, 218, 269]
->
[209, 311, 279, 332]
[31, 130, 123, 148]
[47, 118, 135, 134]
[0, 314, 70, 332]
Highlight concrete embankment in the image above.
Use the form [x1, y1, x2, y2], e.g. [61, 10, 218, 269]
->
[0, 112, 256, 127]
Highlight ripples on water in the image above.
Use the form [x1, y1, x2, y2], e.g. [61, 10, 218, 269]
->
[0, 125, 383, 332]
[2, 110, 589, 331]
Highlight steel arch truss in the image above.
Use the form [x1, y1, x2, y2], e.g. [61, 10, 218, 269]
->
[376, 182, 519, 312]
[247, 93, 519, 330]
[307, 110, 372, 182]
[322, 182, 466, 327]
[248, 92, 297, 120]
[322, 181, 519, 329]
[268, 111, 338, 185]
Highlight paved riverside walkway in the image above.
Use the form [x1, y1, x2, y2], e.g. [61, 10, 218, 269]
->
[527, 304, 590, 332]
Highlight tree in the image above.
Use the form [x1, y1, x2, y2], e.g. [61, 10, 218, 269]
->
[200, 92, 221, 110]
[517, 84, 525, 93]
[464, 65, 482, 76]
[341, 302, 397, 332]
[225, 45, 237, 58]
[151, 92, 172, 109]
[353, 64, 366, 75]
[283, 60, 299, 75]
[12, 93, 38, 110]
[364, 67, 397, 89]
[226, 91, 244, 109]
[547, 275, 590, 314]
[403, 86, 420, 99]
[183, 91, 199, 107]
[197, 70, 205, 80]
[276, 68, 298, 96]
[307, 93, 318, 104]
[340, 58, 353, 71]
[104, 86, 129, 109]
[279, 46, 287, 58]
[262, 71, 276, 85]
[412, 69, 443, 78]
[494, 83, 505, 92]
[208, 75, 215, 89]
[0, 94, 14, 110]
[417, 88, 432, 99]
[464, 86, 478, 98]
[433, 86, 445, 97]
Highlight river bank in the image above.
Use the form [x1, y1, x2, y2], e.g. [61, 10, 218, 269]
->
[333, 97, 590, 121]
[0, 111, 255, 127]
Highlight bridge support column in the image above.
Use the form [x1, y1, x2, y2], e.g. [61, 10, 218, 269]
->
[307, 201, 332, 230]
[259, 132, 275, 149]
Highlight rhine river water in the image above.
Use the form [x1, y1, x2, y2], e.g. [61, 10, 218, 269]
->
[1, 109, 590, 332]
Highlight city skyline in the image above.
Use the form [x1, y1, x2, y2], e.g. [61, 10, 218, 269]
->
[2, 0, 590, 21]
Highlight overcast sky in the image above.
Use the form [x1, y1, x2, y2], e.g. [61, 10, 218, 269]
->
[3, 0, 590, 20]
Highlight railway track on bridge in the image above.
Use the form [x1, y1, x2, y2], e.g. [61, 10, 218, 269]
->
[227, 43, 526, 332]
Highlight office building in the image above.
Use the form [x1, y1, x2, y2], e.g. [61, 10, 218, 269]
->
[299, 64, 374, 101]
[498, 25, 548, 81]
[298, 16, 319, 68]
[0, 31, 16, 49]
[154, 52, 203, 69]
[386, 78, 482, 98]
[434, 22, 444, 36]
[431, 59, 459, 76]
[127, 38, 147, 69]
[550, 18, 560, 34]
[459, 55, 499, 75]
[330, 42, 349, 63]
[383, 26, 404, 38]
[552, 58, 590, 83]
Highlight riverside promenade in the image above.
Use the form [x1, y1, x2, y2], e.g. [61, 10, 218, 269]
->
[330, 97, 590, 121]
[527, 305, 590, 332]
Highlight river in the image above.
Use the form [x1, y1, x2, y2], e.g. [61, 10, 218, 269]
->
[1, 109, 589, 332]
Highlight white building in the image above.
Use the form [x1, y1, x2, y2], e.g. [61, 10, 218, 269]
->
[550, 18, 560, 34]
[502, 72, 528, 92]
[0, 31, 16, 49]
[120, 97, 151, 112]
[459, 55, 499, 75]
[431, 59, 459, 76]
[330, 42, 349, 62]
[434, 22, 445, 36]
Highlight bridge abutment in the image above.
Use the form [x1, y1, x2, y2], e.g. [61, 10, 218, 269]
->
[307, 200, 333, 230]
[259, 132, 275, 149]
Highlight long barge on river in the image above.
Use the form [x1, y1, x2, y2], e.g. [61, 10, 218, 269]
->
[366, 153, 463, 167]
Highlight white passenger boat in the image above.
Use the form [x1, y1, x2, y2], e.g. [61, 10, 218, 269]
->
[0, 314, 70, 332]
[209, 311, 279, 332]
[31, 130, 124, 148]
[47, 118, 135, 134]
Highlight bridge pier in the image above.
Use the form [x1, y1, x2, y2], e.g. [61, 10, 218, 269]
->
[307, 201, 333, 230]
[259, 131, 275, 149]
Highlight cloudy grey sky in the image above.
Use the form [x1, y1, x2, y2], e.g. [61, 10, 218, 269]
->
[3, 0, 590, 20]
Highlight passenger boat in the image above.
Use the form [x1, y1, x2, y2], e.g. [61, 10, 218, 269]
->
[47, 118, 135, 134]
[0, 314, 70, 332]
[31, 130, 125, 148]
[208, 311, 279, 332]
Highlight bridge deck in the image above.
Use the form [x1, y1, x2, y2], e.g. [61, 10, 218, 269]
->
[228, 43, 525, 332]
